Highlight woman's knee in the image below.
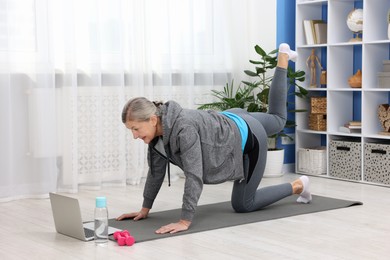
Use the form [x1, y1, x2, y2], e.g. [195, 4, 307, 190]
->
[231, 198, 253, 213]
[272, 114, 287, 133]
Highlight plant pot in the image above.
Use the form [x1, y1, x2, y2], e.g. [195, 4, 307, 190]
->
[263, 149, 284, 178]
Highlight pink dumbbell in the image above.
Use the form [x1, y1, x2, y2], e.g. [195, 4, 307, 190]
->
[115, 230, 135, 246]
[113, 231, 122, 240]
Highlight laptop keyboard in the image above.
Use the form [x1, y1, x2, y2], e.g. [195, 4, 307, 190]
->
[84, 228, 95, 238]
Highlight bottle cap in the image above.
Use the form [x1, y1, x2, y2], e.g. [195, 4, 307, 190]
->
[96, 197, 107, 208]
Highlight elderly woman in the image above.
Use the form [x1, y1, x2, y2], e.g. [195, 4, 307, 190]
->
[117, 43, 311, 234]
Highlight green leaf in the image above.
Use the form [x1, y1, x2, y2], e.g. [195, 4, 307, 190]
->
[244, 70, 258, 77]
[256, 67, 266, 74]
[249, 60, 263, 65]
[254, 45, 266, 57]
[242, 81, 258, 88]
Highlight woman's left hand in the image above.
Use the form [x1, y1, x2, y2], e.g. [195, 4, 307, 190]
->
[155, 219, 191, 234]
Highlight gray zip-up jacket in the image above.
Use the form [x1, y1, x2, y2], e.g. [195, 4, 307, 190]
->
[142, 100, 244, 222]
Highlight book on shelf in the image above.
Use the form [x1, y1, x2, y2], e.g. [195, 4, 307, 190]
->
[343, 123, 362, 129]
[339, 121, 362, 133]
[348, 121, 362, 126]
[344, 121, 362, 129]
[314, 22, 327, 44]
[303, 20, 327, 45]
[303, 20, 314, 45]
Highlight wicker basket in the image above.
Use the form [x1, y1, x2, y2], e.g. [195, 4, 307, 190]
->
[311, 97, 327, 114]
[309, 113, 327, 131]
[298, 147, 327, 174]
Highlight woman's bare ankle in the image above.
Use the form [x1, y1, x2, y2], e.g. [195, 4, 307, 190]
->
[291, 179, 303, 194]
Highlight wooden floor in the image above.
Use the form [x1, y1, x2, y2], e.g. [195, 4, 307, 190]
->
[1, 172, 390, 260]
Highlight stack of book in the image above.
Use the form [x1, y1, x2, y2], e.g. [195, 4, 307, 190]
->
[339, 121, 362, 133]
[303, 20, 327, 45]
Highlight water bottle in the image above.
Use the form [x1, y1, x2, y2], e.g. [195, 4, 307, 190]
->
[94, 196, 108, 245]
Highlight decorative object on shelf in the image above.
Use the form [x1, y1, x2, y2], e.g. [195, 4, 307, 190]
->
[348, 69, 362, 88]
[309, 113, 326, 131]
[378, 104, 390, 135]
[383, 60, 390, 72]
[347, 8, 363, 42]
[310, 96, 327, 114]
[388, 9, 390, 40]
[306, 48, 323, 87]
[320, 70, 327, 88]
[309, 96, 327, 131]
[339, 121, 361, 134]
[378, 60, 390, 88]
[298, 147, 327, 175]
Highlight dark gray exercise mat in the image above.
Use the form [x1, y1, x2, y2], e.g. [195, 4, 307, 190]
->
[108, 195, 362, 243]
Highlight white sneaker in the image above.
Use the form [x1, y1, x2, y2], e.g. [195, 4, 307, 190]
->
[279, 43, 298, 62]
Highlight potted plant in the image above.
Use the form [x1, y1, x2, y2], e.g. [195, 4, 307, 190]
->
[198, 44, 307, 177]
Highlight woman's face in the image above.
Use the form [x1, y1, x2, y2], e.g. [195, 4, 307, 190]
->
[125, 115, 159, 144]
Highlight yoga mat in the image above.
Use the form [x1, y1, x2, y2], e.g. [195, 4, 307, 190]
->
[108, 195, 362, 243]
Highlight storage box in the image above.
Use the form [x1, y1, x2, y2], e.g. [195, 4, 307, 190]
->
[378, 72, 390, 88]
[310, 97, 327, 114]
[383, 60, 390, 72]
[309, 113, 326, 131]
[329, 139, 361, 180]
[298, 147, 327, 174]
[364, 142, 390, 185]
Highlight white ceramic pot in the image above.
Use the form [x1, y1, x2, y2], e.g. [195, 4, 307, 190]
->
[263, 149, 285, 178]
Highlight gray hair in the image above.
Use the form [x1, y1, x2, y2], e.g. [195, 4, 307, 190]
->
[121, 97, 163, 123]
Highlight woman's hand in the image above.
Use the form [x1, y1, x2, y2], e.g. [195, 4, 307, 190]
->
[116, 207, 150, 221]
[155, 219, 191, 234]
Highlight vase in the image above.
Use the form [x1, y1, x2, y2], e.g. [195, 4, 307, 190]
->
[348, 69, 362, 88]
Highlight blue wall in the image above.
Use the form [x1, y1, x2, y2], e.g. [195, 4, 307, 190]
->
[276, 0, 296, 164]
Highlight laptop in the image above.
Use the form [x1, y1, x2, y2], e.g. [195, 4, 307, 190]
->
[49, 192, 121, 241]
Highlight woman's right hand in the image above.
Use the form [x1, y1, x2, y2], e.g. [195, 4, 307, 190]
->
[116, 207, 150, 221]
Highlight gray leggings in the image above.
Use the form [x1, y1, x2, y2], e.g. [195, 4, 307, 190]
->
[227, 67, 293, 213]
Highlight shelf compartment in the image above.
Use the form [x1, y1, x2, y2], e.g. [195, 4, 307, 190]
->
[296, 130, 326, 149]
[327, 45, 362, 89]
[295, 131, 327, 175]
[362, 91, 390, 136]
[296, 92, 327, 131]
[327, 90, 361, 133]
[364, 0, 390, 42]
[297, 47, 327, 89]
[328, 0, 363, 44]
[296, 1, 328, 47]
[363, 43, 390, 89]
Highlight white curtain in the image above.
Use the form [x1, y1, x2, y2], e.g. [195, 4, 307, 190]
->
[0, 0, 275, 201]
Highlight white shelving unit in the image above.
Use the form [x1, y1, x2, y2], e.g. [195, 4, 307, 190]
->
[295, 0, 390, 186]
